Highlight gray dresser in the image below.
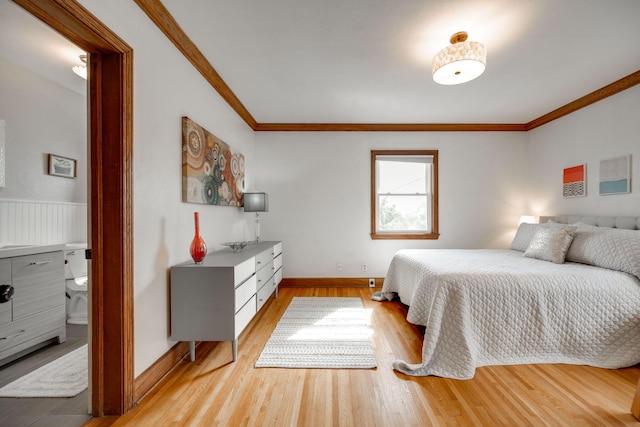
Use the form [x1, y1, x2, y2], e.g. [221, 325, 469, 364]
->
[0, 245, 66, 365]
[170, 241, 283, 361]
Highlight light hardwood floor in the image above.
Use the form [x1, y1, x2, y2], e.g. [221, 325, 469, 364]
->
[86, 287, 640, 426]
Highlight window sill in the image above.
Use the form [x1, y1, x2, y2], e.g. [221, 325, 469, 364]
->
[370, 232, 440, 240]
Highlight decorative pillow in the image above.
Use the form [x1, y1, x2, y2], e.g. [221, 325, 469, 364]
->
[510, 223, 540, 252]
[566, 224, 640, 279]
[565, 222, 610, 264]
[524, 225, 576, 264]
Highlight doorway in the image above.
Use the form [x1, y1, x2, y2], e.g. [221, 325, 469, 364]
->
[12, 0, 134, 417]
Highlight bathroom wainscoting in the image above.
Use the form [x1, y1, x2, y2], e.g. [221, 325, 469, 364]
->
[0, 199, 87, 245]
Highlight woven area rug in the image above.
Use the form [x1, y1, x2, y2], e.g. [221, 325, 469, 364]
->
[255, 297, 376, 369]
[0, 344, 88, 398]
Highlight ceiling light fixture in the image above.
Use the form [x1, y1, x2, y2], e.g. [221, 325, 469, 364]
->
[72, 54, 87, 79]
[432, 31, 486, 85]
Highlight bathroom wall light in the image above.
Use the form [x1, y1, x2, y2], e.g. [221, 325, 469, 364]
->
[432, 31, 486, 85]
[72, 54, 87, 79]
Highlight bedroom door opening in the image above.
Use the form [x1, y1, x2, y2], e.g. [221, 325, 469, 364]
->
[12, 0, 135, 417]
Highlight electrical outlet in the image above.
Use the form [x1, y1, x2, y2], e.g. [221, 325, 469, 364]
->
[362, 263, 367, 271]
[369, 278, 375, 287]
[336, 263, 342, 271]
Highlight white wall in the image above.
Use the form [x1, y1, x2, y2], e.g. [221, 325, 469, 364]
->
[0, 56, 87, 203]
[78, 0, 257, 376]
[255, 131, 528, 278]
[526, 84, 640, 216]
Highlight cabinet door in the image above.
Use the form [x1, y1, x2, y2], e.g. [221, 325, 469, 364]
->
[0, 259, 11, 326]
[12, 251, 64, 320]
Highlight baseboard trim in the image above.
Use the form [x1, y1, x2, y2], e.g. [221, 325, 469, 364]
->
[133, 341, 193, 403]
[280, 277, 382, 288]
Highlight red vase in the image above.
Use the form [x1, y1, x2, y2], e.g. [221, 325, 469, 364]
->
[190, 212, 207, 264]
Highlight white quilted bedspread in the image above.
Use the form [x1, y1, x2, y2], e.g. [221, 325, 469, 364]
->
[381, 249, 640, 379]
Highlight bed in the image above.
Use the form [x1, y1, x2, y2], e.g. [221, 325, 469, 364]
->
[379, 215, 640, 379]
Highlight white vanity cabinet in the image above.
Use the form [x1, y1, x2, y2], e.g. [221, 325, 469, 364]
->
[170, 241, 282, 362]
[0, 245, 66, 365]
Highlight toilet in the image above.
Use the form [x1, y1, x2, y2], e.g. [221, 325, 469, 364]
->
[65, 243, 88, 325]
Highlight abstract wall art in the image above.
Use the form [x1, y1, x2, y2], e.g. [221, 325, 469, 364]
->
[599, 154, 631, 195]
[562, 164, 586, 198]
[182, 117, 245, 206]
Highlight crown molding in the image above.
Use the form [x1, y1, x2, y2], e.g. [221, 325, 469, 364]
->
[134, 0, 258, 130]
[136, 2, 640, 133]
[254, 123, 528, 132]
[524, 70, 640, 131]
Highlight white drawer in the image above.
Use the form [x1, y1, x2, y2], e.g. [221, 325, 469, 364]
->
[274, 267, 283, 286]
[256, 260, 274, 291]
[234, 295, 256, 337]
[235, 275, 256, 313]
[273, 253, 282, 271]
[273, 242, 283, 257]
[234, 258, 256, 287]
[257, 277, 274, 312]
[255, 249, 273, 272]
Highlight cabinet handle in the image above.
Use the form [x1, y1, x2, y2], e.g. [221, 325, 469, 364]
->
[0, 329, 25, 341]
[29, 260, 52, 266]
[0, 284, 14, 303]
[257, 261, 262, 265]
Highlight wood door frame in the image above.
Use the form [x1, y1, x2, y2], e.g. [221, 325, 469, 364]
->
[12, 0, 134, 416]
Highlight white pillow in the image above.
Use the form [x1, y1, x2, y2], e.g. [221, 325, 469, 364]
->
[567, 224, 640, 279]
[524, 224, 576, 264]
[565, 222, 610, 264]
[510, 223, 540, 252]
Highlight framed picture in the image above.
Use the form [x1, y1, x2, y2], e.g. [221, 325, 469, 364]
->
[562, 164, 586, 197]
[48, 154, 77, 178]
[600, 154, 631, 195]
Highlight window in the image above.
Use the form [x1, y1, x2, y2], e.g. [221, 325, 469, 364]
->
[371, 150, 439, 240]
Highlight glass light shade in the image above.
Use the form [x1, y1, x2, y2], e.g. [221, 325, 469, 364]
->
[243, 192, 269, 212]
[432, 41, 486, 85]
[72, 65, 87, 79]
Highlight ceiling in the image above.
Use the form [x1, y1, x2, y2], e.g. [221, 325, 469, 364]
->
[3, 0, 640, 126]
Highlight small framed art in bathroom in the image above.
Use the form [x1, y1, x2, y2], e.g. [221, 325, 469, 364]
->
[48, 153, 77, 178]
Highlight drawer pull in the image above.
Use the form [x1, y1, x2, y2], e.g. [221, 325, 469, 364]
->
[29, 260, 53, 266]
[1, 330, 25, 341]
[0, 284, 14, 303]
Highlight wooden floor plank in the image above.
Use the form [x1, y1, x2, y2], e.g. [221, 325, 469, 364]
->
[84, 287, 640, 426]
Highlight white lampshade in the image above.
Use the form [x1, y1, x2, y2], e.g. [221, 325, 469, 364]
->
[432, 32, 486, 85]
[518, 215, 539, 225]
[243, 192, 269, 212]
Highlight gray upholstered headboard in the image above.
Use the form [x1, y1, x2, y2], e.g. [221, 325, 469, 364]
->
[539, 215, 640, 230]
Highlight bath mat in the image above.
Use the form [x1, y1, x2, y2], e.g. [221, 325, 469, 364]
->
[0, 344, 87, 398]
[255, 297, 376, 369]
